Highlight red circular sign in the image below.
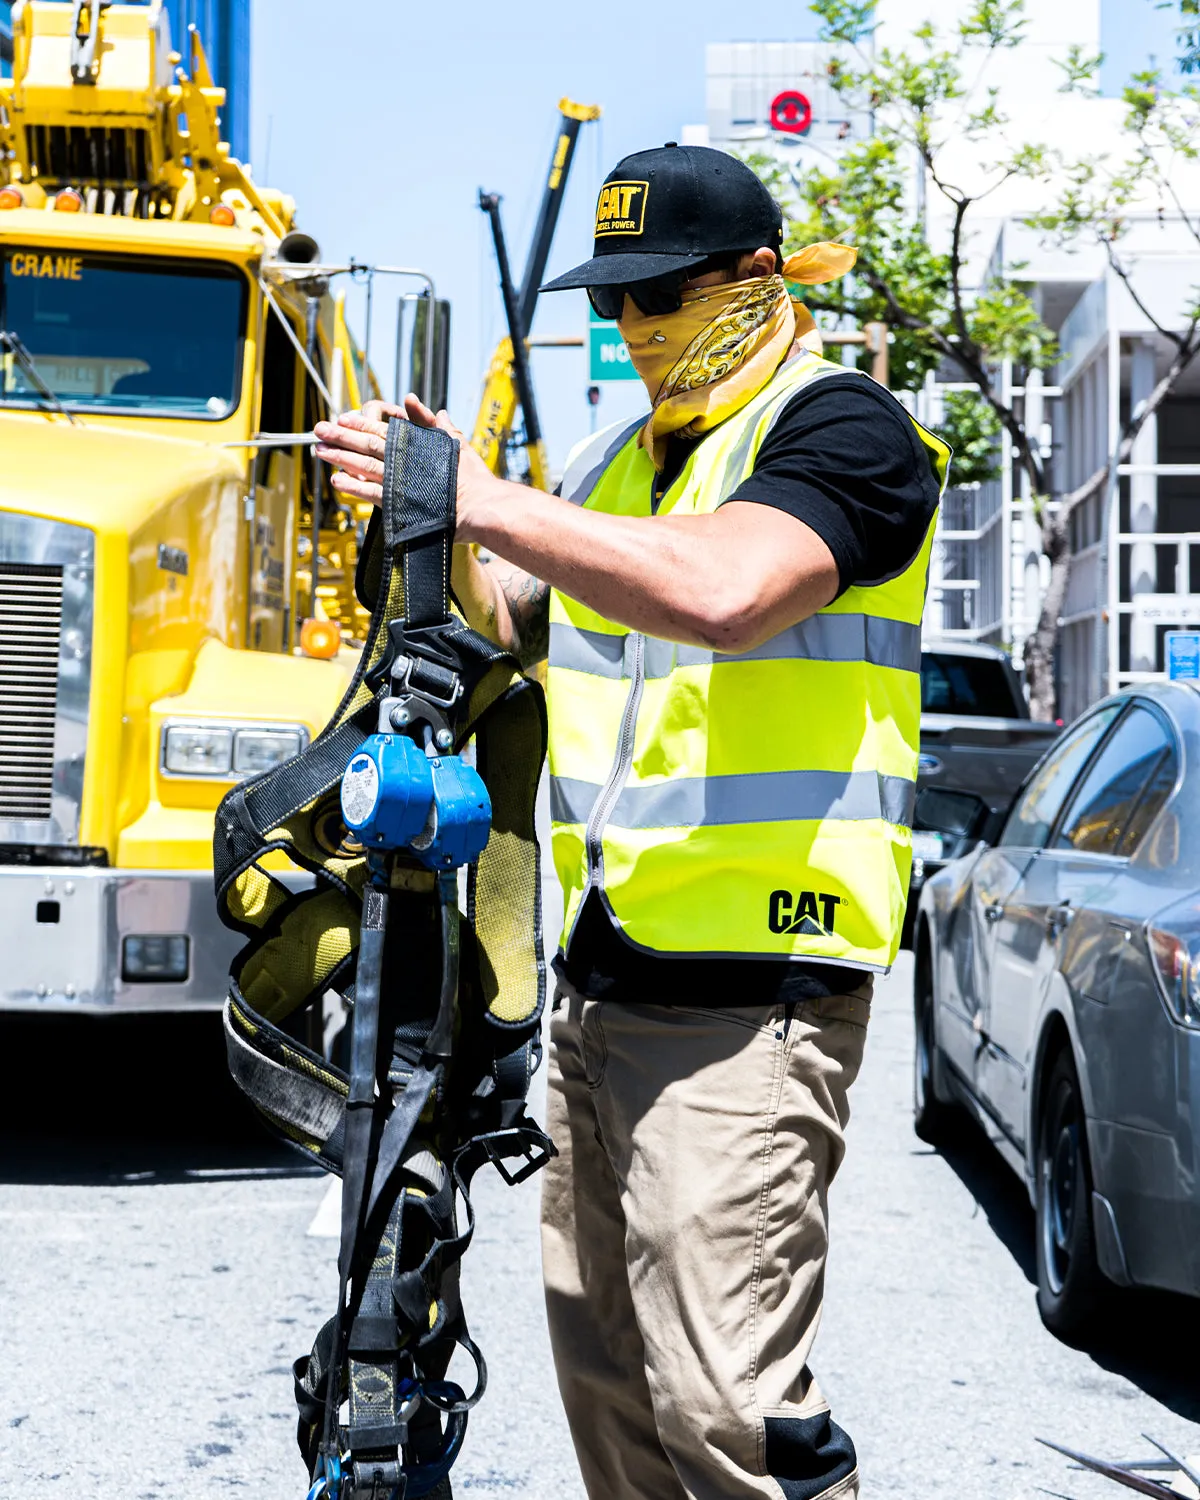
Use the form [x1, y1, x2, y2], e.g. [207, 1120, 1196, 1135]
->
[770, 90, 813, 135]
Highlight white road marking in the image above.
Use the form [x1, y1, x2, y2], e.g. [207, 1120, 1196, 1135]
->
[307, 1178, 341, 1238]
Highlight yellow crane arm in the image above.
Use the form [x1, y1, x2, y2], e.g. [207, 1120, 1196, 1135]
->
[470, 98, 599, 488]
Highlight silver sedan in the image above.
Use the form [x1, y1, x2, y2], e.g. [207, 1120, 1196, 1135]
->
[913, 682, 1200, 1335]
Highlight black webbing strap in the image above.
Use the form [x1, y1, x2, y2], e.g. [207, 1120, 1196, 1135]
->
[346, 1193, 409, 1478]
[383, 419, 457, 629]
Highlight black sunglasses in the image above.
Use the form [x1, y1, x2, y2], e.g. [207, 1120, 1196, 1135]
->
[587, 268, 691, 322]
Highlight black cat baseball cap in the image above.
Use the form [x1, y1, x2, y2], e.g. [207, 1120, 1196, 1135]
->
[541, 143, 784, 291]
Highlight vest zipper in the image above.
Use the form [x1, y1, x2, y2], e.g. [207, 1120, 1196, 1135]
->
[584, 631, 645, 879]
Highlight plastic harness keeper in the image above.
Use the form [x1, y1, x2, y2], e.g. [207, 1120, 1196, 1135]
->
[212, 419, 553, 1500]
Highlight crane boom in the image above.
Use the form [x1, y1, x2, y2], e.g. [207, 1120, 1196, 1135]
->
[470, 97, 600, 484]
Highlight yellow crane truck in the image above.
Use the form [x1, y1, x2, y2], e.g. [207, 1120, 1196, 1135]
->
[0, 1, 436, 1012]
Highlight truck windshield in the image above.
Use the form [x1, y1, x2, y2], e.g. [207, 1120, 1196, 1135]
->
[0, 250, 246, 419]
[921, 652, 1023, 717]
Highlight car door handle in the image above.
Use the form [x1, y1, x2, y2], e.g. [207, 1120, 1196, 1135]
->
[1046, 903, 1074, 937]
[985, 903, 1004, 924]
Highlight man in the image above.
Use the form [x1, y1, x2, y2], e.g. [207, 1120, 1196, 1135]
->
[315, 144, 948, 1500]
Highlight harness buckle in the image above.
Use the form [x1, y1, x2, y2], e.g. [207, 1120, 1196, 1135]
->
[391, 653, 462, 711]
[480, 1124, 558, 1186]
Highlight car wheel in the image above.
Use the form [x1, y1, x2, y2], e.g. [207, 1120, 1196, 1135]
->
[1035, 1049, 1106, 1337]
[913, 931, 954, 1144]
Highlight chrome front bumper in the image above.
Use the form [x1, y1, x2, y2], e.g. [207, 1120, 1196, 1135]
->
[0, 866, 241, 1014]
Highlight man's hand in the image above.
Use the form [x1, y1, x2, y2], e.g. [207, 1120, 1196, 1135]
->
[313, 396, 840, 656]
[314, 395, 551, 662]
[313, 394, 503, 541]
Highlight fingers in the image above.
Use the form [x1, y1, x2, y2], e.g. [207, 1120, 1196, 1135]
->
[402, 392, 466, 443]
[315, 444, 383, 486]
[436, 409, 466, 443]
[313, 420, 384, 460]
[403, 393, 438, 428]
[361, 399, 408, 424]
[314, 397, 466, 505]
[329, 469, 383, 506]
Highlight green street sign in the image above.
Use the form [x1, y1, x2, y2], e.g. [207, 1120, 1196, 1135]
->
[589, 307, 639, 382]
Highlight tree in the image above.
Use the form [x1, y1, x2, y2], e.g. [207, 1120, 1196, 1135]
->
[752, 0, 1200, 718]
[1177, 0, 1199, 73]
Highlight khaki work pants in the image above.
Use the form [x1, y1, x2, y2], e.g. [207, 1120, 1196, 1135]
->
[541, 981, 870, 1500]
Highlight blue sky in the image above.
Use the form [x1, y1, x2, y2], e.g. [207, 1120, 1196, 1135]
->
[250, 0, 1187, 471]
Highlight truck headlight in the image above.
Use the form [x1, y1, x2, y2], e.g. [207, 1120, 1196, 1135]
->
[161, 722, 308, 779]
[233, 728, 305, 775]
[163, 725, 234, 775]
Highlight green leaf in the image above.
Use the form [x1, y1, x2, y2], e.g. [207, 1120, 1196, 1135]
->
[1054, 42, 1104, 95]
[939, 391, 1003, 485]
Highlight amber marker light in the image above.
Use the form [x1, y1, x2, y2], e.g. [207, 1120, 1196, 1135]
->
[300, 618, 341, 660]
[209, 203, 237, 227]
[0, 187, 24, 210]
[54, 189, 84, 213]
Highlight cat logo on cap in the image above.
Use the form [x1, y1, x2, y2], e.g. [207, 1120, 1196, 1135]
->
[594, 180, 648, 237]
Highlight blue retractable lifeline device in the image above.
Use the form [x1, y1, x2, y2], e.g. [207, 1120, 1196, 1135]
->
[340, 729, 491, 870]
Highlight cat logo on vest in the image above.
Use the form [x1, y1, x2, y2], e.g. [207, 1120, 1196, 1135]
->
[768, 889, 843, 936]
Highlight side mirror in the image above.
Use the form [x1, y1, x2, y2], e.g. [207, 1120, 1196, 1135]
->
[409, 297, 451, 413]
[914, 787, 993, 846]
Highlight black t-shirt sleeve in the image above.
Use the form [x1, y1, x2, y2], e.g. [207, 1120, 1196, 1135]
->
[720, 375, 942, 596]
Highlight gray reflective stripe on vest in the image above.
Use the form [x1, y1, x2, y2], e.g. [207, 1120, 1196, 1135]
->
[716, 354, 855, 503]
[560, 415, 646, 506]
[550, 767, 916, 830]
[549, 615, 921, 679]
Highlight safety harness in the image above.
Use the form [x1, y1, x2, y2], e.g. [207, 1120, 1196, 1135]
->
[213, 419, 552, 1499]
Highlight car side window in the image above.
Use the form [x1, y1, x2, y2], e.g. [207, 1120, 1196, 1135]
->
[1053, 705, 1176, 856]
[1117, 745, 1178, 856]
[998, 705, 1122, 850]
[1047, 703, 1177, 857]
[920, 652, 1022, 716]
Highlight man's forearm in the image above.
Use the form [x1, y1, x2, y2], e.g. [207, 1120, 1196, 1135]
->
[463, 477, 837, 653]
[450, 543, 549, 668]
[310, 398, 836, 654]
[451, 543, 512, 648]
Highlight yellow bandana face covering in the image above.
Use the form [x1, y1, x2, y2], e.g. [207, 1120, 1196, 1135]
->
[618, 242, 857, 470]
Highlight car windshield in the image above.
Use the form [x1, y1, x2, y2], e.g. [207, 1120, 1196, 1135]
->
[0, 249, 246, 419]
[921, 652, 1022, 717]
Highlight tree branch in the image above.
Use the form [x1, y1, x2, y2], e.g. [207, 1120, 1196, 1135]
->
[1107, 240, 1188, 351]
[948, 196, 972, 346]
[1150, 164, 1200, 247]
[1119, 323, 1200, 457]
[855, 259, 1045, 493]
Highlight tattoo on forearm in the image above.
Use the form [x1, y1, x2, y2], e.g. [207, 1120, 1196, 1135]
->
[489, 563, 550, 667]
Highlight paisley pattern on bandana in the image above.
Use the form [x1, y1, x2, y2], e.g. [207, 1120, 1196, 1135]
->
[657, 278, 784, 402]
[616, 242, 857, 471]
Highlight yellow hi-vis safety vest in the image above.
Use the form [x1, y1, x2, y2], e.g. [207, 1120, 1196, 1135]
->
[547, 351, 951, 973]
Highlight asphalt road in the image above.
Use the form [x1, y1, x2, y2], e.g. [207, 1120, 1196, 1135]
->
[2, 952, 1198, 1499]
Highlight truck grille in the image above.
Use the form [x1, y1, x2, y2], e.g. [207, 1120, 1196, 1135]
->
[0, 564, 63, 822]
